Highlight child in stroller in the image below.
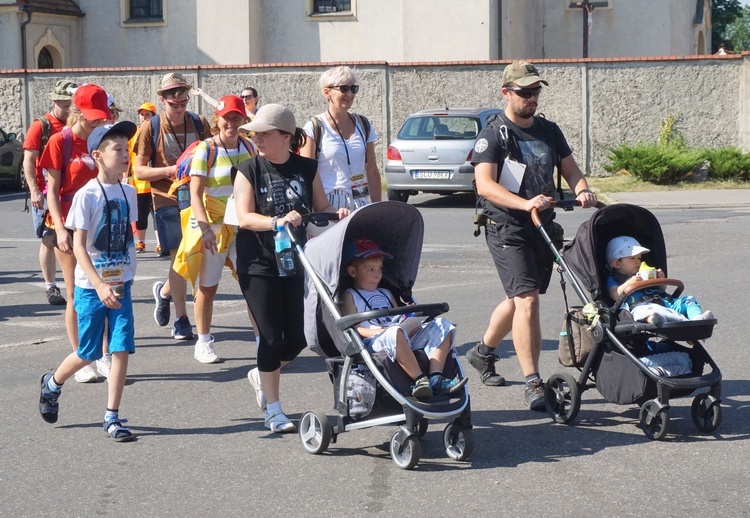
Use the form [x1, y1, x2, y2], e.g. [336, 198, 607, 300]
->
[605, 235, 715, 325]
[340, 239, 468, 399]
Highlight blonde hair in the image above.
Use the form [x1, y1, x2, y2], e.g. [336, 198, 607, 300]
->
[319, 66, 357, 90]
[66, 104, 82, 127]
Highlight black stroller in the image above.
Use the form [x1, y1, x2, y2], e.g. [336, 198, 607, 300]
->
[533, 202, 721, 440]
[296, 202, 472, 469]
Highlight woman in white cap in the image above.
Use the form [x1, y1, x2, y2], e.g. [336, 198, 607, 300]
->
[39, 83, 112, 383]
[300, 65, 381, 210]
[233, 103, 349, 433]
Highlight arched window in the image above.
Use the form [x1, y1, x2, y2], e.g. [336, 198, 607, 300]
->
[37, 47, 54, 69]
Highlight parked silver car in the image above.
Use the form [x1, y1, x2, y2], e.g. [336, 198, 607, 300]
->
[385, 107, 501, 203]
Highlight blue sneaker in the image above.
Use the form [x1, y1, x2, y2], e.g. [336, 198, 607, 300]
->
[103, 418, 135, 442]
[152, 281, 171, 327]
[172, 315, 194, 340]
[430, 374, 469, 395]
[39, 372, 60, 423]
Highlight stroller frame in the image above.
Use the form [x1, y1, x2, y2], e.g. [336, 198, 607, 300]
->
[294, 202, 473, 469]
[532, 201, 722, 440]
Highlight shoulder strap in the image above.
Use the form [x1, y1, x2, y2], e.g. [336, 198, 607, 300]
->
[536, 113, 564, 200]
[205, 138, 217, 171]
[150, 115, 160, 165]
[312, 116, 324, 159]
[61, 127, 73, 177]
[188, 112, 204, 138]
[356, 114, 371, 142]
[37, 116, 51, 152]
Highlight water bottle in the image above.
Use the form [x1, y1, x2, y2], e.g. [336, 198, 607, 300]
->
[274, 224, 296, 276]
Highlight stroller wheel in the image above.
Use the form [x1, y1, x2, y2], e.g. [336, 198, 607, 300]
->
[443, 423, 474, 462]
[298, 411, 332, 455]
[691, 394, 722, 433]
[639, 400, 669, 441]
[390, 429, 421, 470]
[544, 373, 581, 424]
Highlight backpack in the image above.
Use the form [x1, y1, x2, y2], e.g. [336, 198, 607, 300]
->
[168, 135, 254, 210]
[34, 116, 53, 192]
[149, 112, 205, 166]
[310, 113, 371, 162]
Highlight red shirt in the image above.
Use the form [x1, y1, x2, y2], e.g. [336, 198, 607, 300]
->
[22, 113, 67, 192]
[39, 130, 97, 225]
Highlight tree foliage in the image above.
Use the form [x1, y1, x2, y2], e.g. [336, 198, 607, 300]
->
[723, 5, 750, 51]
[712, 0, 742, 52]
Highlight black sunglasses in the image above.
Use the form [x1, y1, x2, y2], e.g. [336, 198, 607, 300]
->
[241, 94, 255, 100]
[506, 86, 542, 99]
[328, 84, 360, 94]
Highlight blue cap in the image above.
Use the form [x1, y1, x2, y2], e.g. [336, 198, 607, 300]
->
[87, 121, 137, 155]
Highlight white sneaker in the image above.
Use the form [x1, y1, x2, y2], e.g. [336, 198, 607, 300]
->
[264, 411, 296, 433]
[95, 354, 111, 380]
[74, 364, 98, 383]
[194, 336, 220, 364]
[247, 367, 267, 411]
[700, 310, 716, 321]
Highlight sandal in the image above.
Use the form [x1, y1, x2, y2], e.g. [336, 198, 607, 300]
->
[264, 411, 296, 433]
[103, 418, 136, 442]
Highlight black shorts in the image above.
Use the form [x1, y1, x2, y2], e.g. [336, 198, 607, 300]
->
[485, 220, 555, 298]
[135, 192, 153, 231]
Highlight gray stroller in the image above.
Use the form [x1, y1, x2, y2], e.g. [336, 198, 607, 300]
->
[297, 201, 472, 470]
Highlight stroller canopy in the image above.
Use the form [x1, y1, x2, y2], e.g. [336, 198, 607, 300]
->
[303, 202, 425, 355]
[562, 203, 667, 303]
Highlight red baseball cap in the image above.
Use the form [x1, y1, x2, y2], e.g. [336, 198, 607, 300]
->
[215, 95, 246, 119]
[74, 84, 111, 121]
[344, 239, 393, 265]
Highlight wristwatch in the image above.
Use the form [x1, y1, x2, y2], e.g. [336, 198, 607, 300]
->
[576, 188, 592, 196]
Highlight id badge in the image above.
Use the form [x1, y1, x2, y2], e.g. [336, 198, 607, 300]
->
[499, 158, 526, 194]
[350, 172, 370, 200]
[101, 266, 125, 296]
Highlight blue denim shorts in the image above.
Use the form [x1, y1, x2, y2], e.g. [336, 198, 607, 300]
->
[32, 200, 48, 238]
[74, 281, 135, 361]
[368, 317, 456, 362]
[154, 205, 182, 252]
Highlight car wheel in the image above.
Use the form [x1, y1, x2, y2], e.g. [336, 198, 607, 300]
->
[387, 189, 410, 203]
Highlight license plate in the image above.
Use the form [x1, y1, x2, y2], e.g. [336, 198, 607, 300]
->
[412, 170, 451, 179]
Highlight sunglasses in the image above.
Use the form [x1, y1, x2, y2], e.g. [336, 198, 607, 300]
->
[241, 94, 255, 100]
[328, 84, 360, 94]
[165, 98, 189, 108]
[506, 86, 542, 99]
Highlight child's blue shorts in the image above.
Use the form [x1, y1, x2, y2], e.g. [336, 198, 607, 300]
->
[74, 281, 135, 361]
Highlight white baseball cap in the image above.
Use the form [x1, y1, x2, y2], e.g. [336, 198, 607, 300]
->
[606, 236, 650, 264]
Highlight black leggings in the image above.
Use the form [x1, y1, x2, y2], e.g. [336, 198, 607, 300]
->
[136, 192, 153, 231]
[238, 274, 307, 372]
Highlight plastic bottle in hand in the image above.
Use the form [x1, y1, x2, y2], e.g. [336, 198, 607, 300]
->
[274, 224, 296, 276]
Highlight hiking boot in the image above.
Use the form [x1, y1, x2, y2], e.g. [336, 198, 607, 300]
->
[135, 241, 146, 254]
[247, 367, 267, 411]
[194, 335, 220, 363]
[172, 315, 194, 341]
[103, 417, 136, 442]
[411, 376, 433, 399]
[430, 374, 469, 395]
[39, 372, 60, 423]
[152, 281, 171, 327]
[74, 364, 98, 383]
[524, 378, 546, 411]
[46, 286, 66, 306]
[465, 343, 506, 386]
[95, 354, 111, 380]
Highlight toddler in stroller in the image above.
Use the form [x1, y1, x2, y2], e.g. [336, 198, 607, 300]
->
[340, 238, 468, 399]
[605, 235, 715, 325]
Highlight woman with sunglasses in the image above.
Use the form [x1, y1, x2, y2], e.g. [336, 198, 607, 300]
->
[233, 104, 349, 433]
[301, 66, 381, 210]
[39, 83, 112, 383]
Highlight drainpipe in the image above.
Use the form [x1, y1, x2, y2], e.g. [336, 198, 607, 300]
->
[19, 4, 33, 69]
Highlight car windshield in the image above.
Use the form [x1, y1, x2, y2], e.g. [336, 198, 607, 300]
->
[396, 115, 481, 140]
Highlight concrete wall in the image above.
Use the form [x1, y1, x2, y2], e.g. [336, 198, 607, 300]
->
[1, 55, 746, 180]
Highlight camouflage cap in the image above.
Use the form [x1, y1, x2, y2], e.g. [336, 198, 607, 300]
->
[501, 61, 549, 88]
[48, 79, 78, 101]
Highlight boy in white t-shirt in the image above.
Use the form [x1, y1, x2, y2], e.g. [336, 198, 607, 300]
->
[38, 121, 139, 442]
[340, 239, 467, 399]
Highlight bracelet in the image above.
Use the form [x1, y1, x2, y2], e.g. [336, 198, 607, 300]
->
[271, 216, 279, 231]
[576, 189, 592, 196]
[201, 227, 213, 237]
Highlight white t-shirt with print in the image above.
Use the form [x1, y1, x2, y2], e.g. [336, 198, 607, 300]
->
[303, 114, 378, 194]
[65, 178, 138, 289]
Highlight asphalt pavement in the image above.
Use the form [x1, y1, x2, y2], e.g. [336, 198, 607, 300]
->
[1, 187, 749, 517]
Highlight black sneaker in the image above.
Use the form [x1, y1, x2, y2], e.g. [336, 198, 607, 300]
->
[46, 286, 66, 306]
[39, 372, 60, 423]
[411, 376, 433, 399]
[172, 315, 194, 340]
[465, 344, 506, 386]
[524, 378, 546, 411]
[152, 281, 171, 327]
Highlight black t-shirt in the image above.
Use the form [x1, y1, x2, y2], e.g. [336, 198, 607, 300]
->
[235, 153, 318, 276]
[472, 112, 571, 225]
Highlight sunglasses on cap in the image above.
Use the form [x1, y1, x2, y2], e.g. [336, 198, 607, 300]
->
[506, 86, 542, 99]
[328, 84, 360, 94]
[165, 98, 189, 108]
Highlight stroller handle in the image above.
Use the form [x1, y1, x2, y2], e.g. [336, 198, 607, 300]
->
[614, 277, 685, 309]
[530, 200, 606, 228]
[285, 212, 341, 245]
[337, 302, 450, 332]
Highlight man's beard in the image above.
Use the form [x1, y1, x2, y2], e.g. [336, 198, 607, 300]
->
[514, 104, 537, 119]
